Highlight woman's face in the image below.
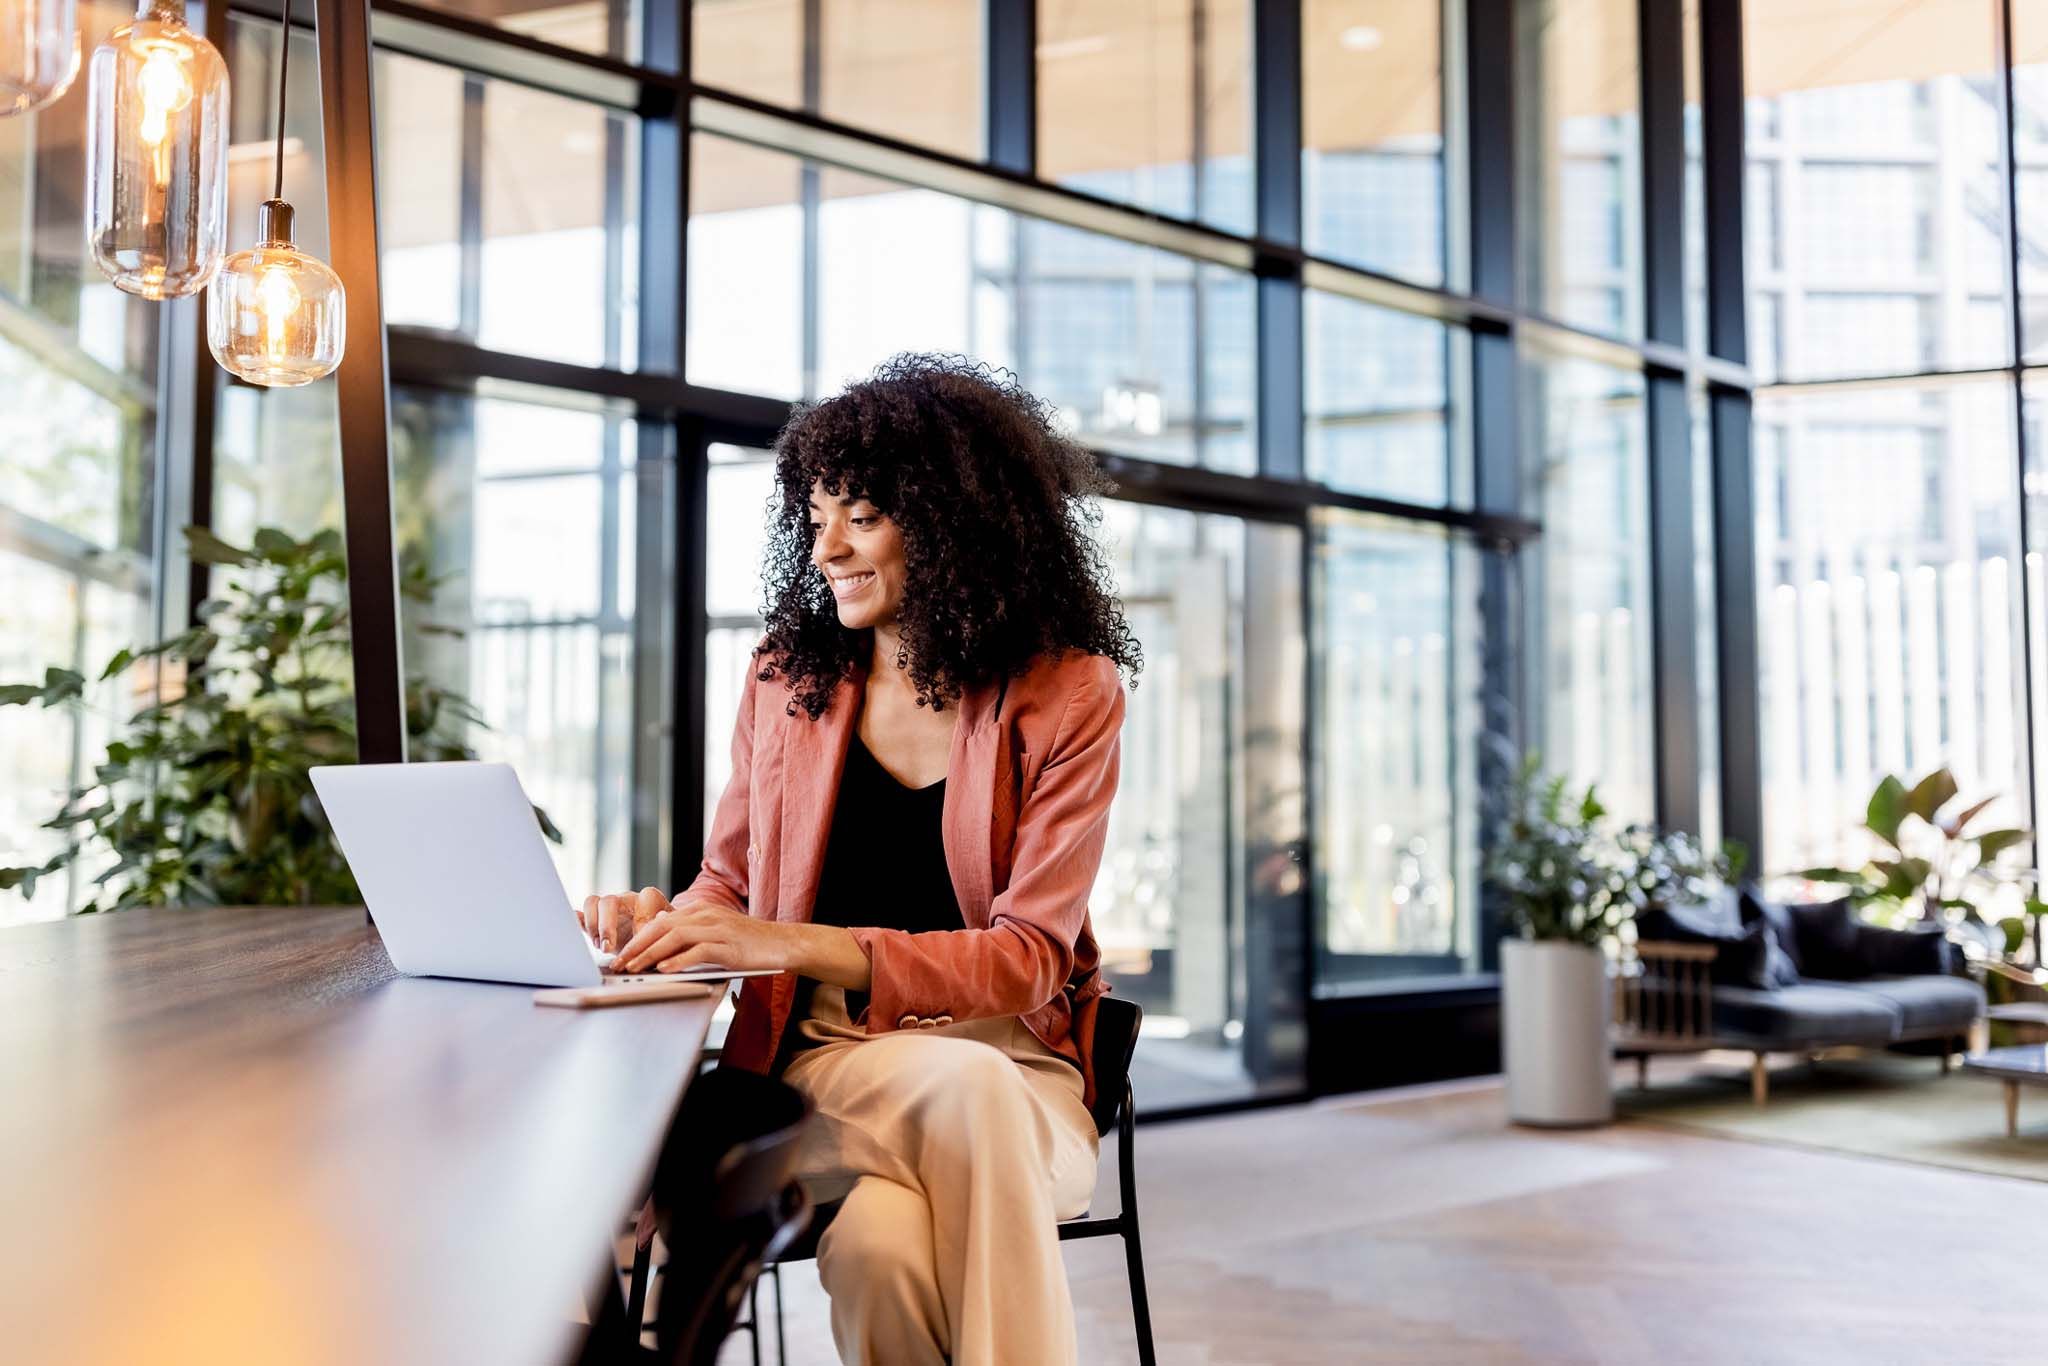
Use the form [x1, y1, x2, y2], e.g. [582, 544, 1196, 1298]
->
[808, 479, 906, 630]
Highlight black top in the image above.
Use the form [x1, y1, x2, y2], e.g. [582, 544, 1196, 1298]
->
[809, 733, 963, 936]
[774, 734, 963, 1071]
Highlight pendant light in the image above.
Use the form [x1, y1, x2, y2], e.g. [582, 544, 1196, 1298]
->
[1, 0, 80, 115]
[206, 0, 342, 387]
[84, 0, 228, 299]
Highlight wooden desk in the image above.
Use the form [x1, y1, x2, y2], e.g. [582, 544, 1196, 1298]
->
[0, 905, 716, 1366]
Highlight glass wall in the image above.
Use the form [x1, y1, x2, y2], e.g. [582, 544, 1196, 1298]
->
[1036, 0, 1253, 235]
[1302, 0, 1445, 286]
[1314, 511, 1483, 984]
[686, 135, 1256, 471]
[1744, 0, 2005, 383]
[1521, 350, 1653, 823]
[1516, 0, 1642, 338]
[1303, 290, 1459, 505]
[0, 0, 170, 925]
[1757, 380, 2026, 880]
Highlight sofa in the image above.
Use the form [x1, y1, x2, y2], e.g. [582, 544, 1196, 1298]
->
[1616, 885, 1987, 1104]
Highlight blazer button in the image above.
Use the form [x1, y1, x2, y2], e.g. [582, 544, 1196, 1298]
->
[934, 1014, 954, 1026]
[898, 1014, 919, 1030]
[918, 1018, 939, 1029]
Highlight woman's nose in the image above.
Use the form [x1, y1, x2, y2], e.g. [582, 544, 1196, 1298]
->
[811, 522, 846, 565]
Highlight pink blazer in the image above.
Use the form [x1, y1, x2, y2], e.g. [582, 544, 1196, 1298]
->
[687, 648, 1126, 1109]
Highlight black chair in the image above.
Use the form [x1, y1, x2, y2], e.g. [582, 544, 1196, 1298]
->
[591, 1068, 814, 1366]
[746, 995, 1157, 1366]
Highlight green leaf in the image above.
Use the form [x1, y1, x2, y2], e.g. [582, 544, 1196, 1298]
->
[99, 648, 135, 681]
[253, 527, 299, 563]
[1797, 866, 1868, 886]
[1865, 775, 1908, 849]
[0, 684, 41, 706]
[1904, 768, 1959, 826]
[532, 804, 564, 844]
[185, 525, 255, 566]
[1975, 828, 2031, 864]
[1999, 916, 2028, 956]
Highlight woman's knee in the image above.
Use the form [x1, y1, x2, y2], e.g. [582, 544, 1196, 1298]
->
[816, 1178, 936, 1292]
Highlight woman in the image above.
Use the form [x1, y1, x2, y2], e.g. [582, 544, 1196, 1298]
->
[581, 354, 1142, 1366]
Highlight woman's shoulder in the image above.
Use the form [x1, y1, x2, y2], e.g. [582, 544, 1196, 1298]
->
[1005, 650, 1125, 736]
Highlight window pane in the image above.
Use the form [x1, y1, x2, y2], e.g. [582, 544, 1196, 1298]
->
[1314, 512, 1484, 985]
[1521, 351, 1653, 823]
[376, 52, 640, 370]
[2015, 5, 2048, 361]
[1302, 0, 1445, 286]
[1, 0, 166, 925]
[692, 0, 981, 160]
[1304, 291, 1459, 506]
[686, 133, 1256, 471]
[1516, 0, 1642, 339]
[399, 0, 639, 62]
[1095, 502, 1304, 1108]
[1760, 380, 2025, 880]
[1037, 0, 1254, 235]
[1745, 0, 2005, 382]
[703, 442, 776, 839]
[395, 388, 651, 899]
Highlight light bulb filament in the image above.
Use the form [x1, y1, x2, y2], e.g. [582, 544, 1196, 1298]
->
[136, 44, 191, 148]
[256, 262, 302, 358]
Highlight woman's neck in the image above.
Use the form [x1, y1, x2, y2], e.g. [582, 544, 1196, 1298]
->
[868, 622, 910, 686]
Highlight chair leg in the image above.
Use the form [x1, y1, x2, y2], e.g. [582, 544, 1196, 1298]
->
[1116, 1082, 1158, 1366]
[770, 1263, 786, 1366]
[1750, 1053, 1769, 1107]
[748, 1274, 762, 1366]
[624, 1237, 652, 1339]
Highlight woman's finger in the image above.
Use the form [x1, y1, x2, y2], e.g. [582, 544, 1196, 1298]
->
[656, 942, 728, 974]
[578, 894, 599, 941]
[619, 922, 696, 973]
[635, 886, 669, 934]
[600, 894, 629, 953]
[615, 911, 682, 968]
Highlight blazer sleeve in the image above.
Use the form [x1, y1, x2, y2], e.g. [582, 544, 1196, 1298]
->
[847, 657, 1124, 1032]
[684, 658, 759, 914]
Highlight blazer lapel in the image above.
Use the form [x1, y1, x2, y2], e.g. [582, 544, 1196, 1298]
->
[776, 665, 863, 927]
[943, 678, 1004, 925]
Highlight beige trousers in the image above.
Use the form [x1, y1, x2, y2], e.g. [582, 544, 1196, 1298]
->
[779, 986, 1100, 1366]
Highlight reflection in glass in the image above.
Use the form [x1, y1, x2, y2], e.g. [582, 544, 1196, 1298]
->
[692, 0, 980, 159]
[1, 2, 163, 924]
[375, 50, 640, 370]
[2014, 6, 2048, 361]
[685, 134, 1256, 471]
[1093, 502, 1304, 1107]
[1304, 290, 1455, 505]
[1314, 512, 1482, 983]
[1302, 0, 1444, 285]
[1746, 0, 2006, 381]
[402, 0, 639, 62]
[394, 388, 646, 899]
[1036, 0, 1253, 235]
[1759, 380, 2025, 880]
[1521, 351, 1652, 823]
[1516, 0, 1641, 338]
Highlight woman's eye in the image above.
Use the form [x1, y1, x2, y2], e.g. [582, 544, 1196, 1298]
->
[852, 515, 879, 527]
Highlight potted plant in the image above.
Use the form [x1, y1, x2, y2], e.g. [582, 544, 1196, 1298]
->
[0, 525, 555, 912]
[1485, 756, 1629, 1126]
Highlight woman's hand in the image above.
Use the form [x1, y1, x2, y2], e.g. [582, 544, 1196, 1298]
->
[614, 890, 793, 975]
[578, 886, 671, 956]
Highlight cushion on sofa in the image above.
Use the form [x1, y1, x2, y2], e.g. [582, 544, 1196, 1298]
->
[1785, 897, 1866, 979]
[1637, 890, 1786, 989]
[1708, 982, 1903, 1046]
[1739, 885, 1804, 976]
[1856, 924, 1952, 977]
[1848, 975, 1985, 1034]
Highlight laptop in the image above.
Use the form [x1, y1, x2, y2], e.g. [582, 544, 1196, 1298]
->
[310, 761, 779, 990]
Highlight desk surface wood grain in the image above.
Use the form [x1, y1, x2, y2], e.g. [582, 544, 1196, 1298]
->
[0, 904, 715, 1366]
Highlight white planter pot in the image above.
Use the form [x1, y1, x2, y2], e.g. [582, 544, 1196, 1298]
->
[1501, 938, 1613, 1127]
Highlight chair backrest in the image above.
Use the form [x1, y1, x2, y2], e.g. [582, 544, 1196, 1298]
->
[1087, 995, 1143, 1136]
[650, 1069, 813, 1366]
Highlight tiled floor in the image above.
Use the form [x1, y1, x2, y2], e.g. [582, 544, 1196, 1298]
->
[720, 1067, 2048, 1364]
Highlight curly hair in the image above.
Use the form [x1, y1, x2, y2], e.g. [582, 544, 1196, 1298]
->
[754, 354, 1142, 719]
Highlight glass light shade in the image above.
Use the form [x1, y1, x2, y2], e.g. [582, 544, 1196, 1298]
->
[1, 0, 80, 115]
[85, 0, 227, 299]
[208, 200, 345, 387]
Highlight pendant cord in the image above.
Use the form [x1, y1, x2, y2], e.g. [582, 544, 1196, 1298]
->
[272, 0, 292, 205]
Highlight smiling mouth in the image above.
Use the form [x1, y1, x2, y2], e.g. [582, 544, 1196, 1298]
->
[828, 571, 875, 601]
